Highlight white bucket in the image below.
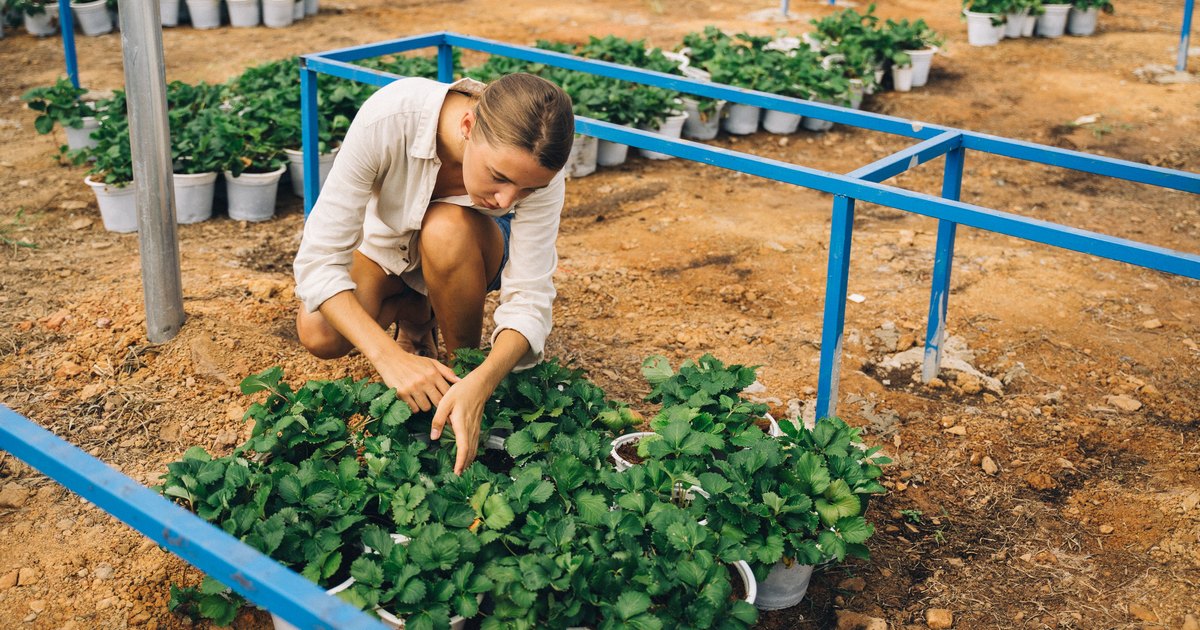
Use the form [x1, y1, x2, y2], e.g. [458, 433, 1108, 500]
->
[639, 111, 689, 160]
[71, 0, 113, 36]
[1021, 13, 1037, 37]
[1037, 4, 1072, 38]
[965, 11, 1002, 46]
[906, 48, 937, 87]
[755, 561, 815, 611]
[596, 140, 629, 167]
[262, 0, 294, 27]
[849, 79, 865, 109]
[85, 176, 138, 233]
[304, 0, 318, 15]
[284, 148, 338, 198]
[270, 578, 354, 630]
[801, 99, 835, 132]
[226, 0, 259, 27]
[1004, 10, 1028, 38]
[733, 561, 758, 606]
[224, 167, 285, 222]
[566, 134, 598, 178]
[681, 98, 725, 140]
[761, 109, 803, 134]
[173, 172, 217, 224]
[159, 0, 180, 26]
[891, 64, 914, 92]
[1067, 6, 1098, 36]
[23, 9, 58, 37]
[721, 104, 761, 135]
[65, 116, 99, 151]
[680, 65, 712, 82]
[184, 0, 220, 28]
[610, 432, 655, 471]
[292, 0, 304, 20]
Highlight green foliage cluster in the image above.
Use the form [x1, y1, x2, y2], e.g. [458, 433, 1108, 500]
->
[159, 352, 887, 628]
[21, 77, 91, 134]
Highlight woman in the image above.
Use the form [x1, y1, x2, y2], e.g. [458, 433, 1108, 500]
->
[293, 72, 574, 474]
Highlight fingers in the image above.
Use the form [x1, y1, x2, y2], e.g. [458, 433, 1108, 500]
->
[436, 361, 461, 383]
[452, 411, 480, 475]
[431, 398, 451, 440]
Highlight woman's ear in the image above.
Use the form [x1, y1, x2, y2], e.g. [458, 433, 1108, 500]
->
[460, 109, 475, 143]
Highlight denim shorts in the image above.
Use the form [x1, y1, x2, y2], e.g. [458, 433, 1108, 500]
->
[487, 213, 512, 292]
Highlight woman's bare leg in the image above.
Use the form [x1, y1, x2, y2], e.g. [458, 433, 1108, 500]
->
[296, 251, 409, 359]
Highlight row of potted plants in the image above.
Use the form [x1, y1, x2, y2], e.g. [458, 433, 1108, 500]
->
[2, 0, 116, 38]
[157, 351, 888, 627]
[962, 0, 1113, 46]
[160, 0, 320, 30]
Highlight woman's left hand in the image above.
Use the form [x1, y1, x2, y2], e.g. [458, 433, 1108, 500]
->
[430, 371, 493, 474]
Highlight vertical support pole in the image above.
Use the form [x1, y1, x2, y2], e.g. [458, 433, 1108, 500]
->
[780, 0, 789, 18]
[815, 195, 856, 422]
[300, 59, 320, 218]
[921, 147, 965, 383]
[59, 0, 80, 88]
[1179, 0, 1195, 72]
[119, 0, 184, 343]
[437, 42, 455, 83]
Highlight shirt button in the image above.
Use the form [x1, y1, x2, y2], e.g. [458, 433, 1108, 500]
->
[399, 245, 407, 251]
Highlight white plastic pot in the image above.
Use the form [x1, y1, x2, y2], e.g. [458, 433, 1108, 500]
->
[801, 98, 836, 132]
[173, 172, 217, 224]
[965, 11, 1003, 46]
[71, 0, 113, 36]
[24, 6, 58, 37]
[596, 140, 629, 167]
[566, 134, 598, 178]
[848, 79, 865, 110]
[1037, 4, 1072, 38]
[721, 104, 761, 135]
[65, 116, 99, 151]
[304, 0, 318, 15]
[184, 0, 220, 28]
[610, 432, 655, 471]
[732, 561, 759, 606]
[1067, 6, 1098, 35]
[1004, 10, 1028, 38]
[639, 111, 689, 160]
[680, 65, 711, 82]
[761, 109, 803, 134]
[224, 166, 285, 222]
[891, 65, 914, 92]
[283, 147, 338, 199]
[159, 0, 180, 26]
[755, 561, 815, 611]
[226, 0, 259, 27]
[681, 98, 725, 141]
[292, 0, 304, 20]
[85, 176, 137, 233]
[262, 0, 294, 27]
[271, 578, 354, 630]
[1022, 13, 1037, 36]
[906, 47, 937, 87]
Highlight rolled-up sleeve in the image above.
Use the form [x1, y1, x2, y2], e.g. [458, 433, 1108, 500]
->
[491, 170, 566, 371]
[292, 116, 386, 313]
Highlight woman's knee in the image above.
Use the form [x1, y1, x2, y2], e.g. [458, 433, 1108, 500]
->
[296, 310, 352, 359]
[420, 203, 485, 266]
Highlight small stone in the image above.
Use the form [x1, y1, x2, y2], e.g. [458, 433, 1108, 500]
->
[1180, 613, 1198, 630]
[96, 317, 112, 328]
[1139, 383, 1160, 397]
[1182, 491, 1200, 513]
[1032, 550, 1058, 565]
[944, 425, 967, 436]
[1128, 602, 1158, 622]
[55, 360, 87, 379]
[67, 217, 93, 230]
[17, 567, 39, 586]
[955, 372, 982, 394]
[837, 576, 866, 592]
[1141, 318, 1163, 329]
[926, 377, 945, 389]
[1105, 394, 1142, 412]
[0, 570, 17, 589]
[1099, 524, 1114, 534]
[835, 610, 887, 630]
[1025, 472, 1057, 491]
[0, 483, 30, 508]
[28, 600, 45, 613]
[97, 596, 118, 610]
[94, 563, 115, 580]
[898, 229, 915, 247]
[763, 240, 788, 252]
[981, 456, 999, 475]
[215, 431, 239, 449]
[926, 608, 954, 629]
[61, 200, 89, 211]
[23, 613, 36, 623]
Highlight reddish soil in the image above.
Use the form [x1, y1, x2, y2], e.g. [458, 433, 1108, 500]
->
[1, 0, 1198, 628]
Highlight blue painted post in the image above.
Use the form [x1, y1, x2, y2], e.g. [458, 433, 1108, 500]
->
[437, 42, 455, 83]
[922, 147, 965, 383]
[815, 195, 856, 421]
[300, 60, 320, 217]
[60, 0, 80, 88]
[1179, 0, 1195, 72]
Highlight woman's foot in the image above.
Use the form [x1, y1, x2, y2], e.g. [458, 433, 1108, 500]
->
[393, 292, 439, 359]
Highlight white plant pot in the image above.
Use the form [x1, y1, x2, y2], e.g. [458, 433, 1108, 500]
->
[159, 0, 180, 26]
[905, 47, 937, 87]
[270, 578, 354, 630]
[1021, 13, 1037, 36]
[226, 0, 259, 27]
[1004, 10, 1028, 38]
[639, 111, 689, 160]
[610, 432, 656, 471]
[733, 561, 758, 606]
[224, 166, 285, 222]
[681, 98, 725, 141]
[292, 0, 304, 19]
[801, 98, 835, 132]
[848, 79, 865, 109]
[1037, 4, 1072, 38]
[596, 140, 629, 167]
[71, 0, 112, 36]
[761, 109, 803, 134]
[965, 11, 1002, 46]
[85, 176, 137, 233]
[262, 0, 294, 27]
[184, 0, 220, 29]
[304, 0, 318, 15]
[173, 172, 217, 224]
[721, 104, 761, 135]
[891, 64, 914, 92]
[65, 116, 99, 151]
[755, 561, 815, 611]
[566, 134, 598, 178]
[283, 147, 338, 198]
[680, 65, 712, 82]
[1067, 6, 1098, 35]
[23, 6, 58, 37]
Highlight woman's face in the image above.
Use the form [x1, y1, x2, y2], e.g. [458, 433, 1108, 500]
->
[461, 119, 558, 212]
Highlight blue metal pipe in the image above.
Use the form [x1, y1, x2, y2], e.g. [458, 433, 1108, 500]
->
[300, 60, 321, 217]
[438, 43, 455, 82]
[303, 56, 405, 87]
[1179, 0, 1195, 72]
[315, 31, 447, 62]
[923, 147, 966, 383]
[0, 405, 389, 630]
[815, 196, 857, 420]
[846, 131, 963, 183]
[60, 0, 79, 88]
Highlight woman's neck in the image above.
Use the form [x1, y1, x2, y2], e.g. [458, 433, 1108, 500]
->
[435, 91, 474, 168]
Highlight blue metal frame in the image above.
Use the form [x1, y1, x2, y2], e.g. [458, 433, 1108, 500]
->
[1180, 0, 1195, 72]
[59, 0, 80, 88]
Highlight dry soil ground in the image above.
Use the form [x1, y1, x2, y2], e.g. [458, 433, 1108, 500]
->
[0, 0, 1198, 628]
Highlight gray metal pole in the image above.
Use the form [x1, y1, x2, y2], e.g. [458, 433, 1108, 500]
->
[118, 0, 184, 343]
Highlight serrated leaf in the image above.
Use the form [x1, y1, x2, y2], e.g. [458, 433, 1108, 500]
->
[835, 516, 874, 544]
[615, 590, 652, 619]
[641, 355, 674, 385]
[574, 492, 608, 525]
[484, 494, 515, 530]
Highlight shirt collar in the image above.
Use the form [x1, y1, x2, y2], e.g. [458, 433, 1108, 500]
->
[408, 77, 487, 161]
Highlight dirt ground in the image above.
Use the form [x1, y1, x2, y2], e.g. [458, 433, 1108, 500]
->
[1, 0, 1198, 628]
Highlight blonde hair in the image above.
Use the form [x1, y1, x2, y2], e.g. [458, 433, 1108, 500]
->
[473, 73, 574, 171]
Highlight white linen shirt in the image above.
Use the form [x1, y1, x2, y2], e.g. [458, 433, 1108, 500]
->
[293, 77, 566, 370]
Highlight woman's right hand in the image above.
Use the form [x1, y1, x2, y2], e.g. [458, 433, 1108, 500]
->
[373, 347, 461, 412]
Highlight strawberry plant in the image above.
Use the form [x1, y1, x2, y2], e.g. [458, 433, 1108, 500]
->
[22, 77, 92, 135]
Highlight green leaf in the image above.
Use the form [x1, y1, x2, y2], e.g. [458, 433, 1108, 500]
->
[615, 590, 652, 619]
[350, 557, 383, 588]
[198, 594, 238, 626]
[199, 576, 228, 596]
[484, 495, 515, 530]
[239, 366, 283, 395]
[836, 516, 874, 544]
[641, 355, 675, 384]
[505, 430, 537, 457]
[574, 492, 608, 525]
